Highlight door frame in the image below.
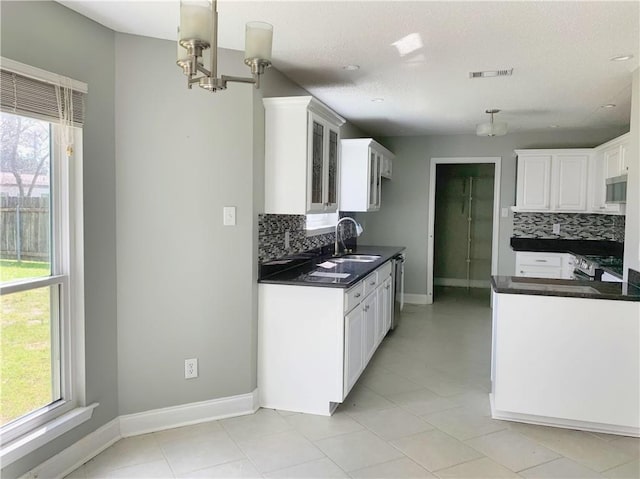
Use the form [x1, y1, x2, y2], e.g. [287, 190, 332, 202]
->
[427, 157, 501, 304]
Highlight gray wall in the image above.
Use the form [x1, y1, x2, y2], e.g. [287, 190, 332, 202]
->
[357, 128, 628, 296]
[1, 2, 118, 478]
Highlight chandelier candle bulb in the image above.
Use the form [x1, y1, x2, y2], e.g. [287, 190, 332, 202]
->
[180, 1, 211, 42]
[245, 22, 273, 61]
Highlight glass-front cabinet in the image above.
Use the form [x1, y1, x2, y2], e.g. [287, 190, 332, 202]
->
[263, 96, 345, 215]
[307, 113, 341, 213]
[341, 139, 393, 212]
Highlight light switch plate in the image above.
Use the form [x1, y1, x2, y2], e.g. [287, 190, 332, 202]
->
[223, 206, 236, 226]
[553, 223, 560, 234]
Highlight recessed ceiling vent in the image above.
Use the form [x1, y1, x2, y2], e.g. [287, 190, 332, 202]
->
[469, 68, 513, 79]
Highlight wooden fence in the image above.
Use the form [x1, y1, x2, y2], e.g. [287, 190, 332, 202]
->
[1, 196, 50, 261]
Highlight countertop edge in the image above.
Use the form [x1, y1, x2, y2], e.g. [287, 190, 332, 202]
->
[258, 245, 406, 289]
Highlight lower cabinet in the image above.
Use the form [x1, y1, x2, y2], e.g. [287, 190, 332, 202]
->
[515, 252, 575, 279]
[344, 307, 364, 395]
[259, 259, 394, 415]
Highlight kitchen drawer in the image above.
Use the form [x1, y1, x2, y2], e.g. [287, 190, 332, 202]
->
[344, 282, 364, 313]
[377, 261, 392, 280]
[516, 252, 563, 267]
[362, 271, 379, 297]
[517, 267, 563, 279]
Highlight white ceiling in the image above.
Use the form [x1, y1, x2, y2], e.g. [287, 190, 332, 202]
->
[58, 0, 640, 137]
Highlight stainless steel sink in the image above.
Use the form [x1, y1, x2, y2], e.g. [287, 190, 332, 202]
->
[332, 254, 381, 263]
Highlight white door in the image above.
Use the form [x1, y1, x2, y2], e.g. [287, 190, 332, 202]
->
[363, 293, 377, 363]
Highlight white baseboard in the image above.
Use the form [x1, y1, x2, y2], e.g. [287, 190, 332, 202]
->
[489, 394, 639, 437]
[20, 389, 260, 479]
[20, 418, 120, 479]
[403, 293, 429, 305]
[434, 278, 490, 288]
[119, 389, 259, 437]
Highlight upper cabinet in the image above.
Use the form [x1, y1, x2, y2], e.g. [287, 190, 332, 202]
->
[600, 133, 630, 179]
[515, 149, 590, 212]
[263, 96, 346, 215]
[340, 139, 395, 212]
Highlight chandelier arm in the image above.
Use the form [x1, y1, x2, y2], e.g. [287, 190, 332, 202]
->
[221, 75, 257, 85]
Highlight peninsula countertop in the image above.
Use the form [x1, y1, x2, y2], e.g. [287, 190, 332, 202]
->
[258, 245, 405, 288]
[491, 275, 640, 301]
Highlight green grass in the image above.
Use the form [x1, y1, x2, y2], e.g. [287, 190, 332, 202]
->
[1, 260, 54, 425]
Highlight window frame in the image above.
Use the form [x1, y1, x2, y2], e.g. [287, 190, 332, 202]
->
[0, 66, 88, 461]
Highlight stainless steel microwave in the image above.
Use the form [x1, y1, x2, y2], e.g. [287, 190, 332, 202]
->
[606, 174, 627, 204]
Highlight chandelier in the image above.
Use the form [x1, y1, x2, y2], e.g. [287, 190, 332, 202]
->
[176, 0, 273, 91]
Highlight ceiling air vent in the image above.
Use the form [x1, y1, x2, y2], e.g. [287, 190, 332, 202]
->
[469, 68, 514, 79]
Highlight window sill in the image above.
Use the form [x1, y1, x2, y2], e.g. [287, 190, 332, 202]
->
[1, 403, 98, 467]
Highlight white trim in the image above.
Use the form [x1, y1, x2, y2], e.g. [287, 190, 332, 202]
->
[19, 417, 120, 479]
[119, 389, 260, 437]
[490, 395, 639, 437]
[403, 293, 429, 305]
[19, 390, 261, 479]
[1, 57, 88, 93]
[427, 157, 502, 305]
[2, 404, 98, 468]
[434, 278, 491, 288]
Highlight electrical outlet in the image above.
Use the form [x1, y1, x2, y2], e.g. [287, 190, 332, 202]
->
[553, 223, 560, 234]
[284, 231, 290, 249]
[184, 358, 198, 379]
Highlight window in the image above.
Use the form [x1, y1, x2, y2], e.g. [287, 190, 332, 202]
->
[0, 59, 88, 462]
[305, 212, 339, 235]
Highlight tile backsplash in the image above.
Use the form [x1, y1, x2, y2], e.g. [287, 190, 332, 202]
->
[513, 212, 625, 242]
[258, 214, 356, 263]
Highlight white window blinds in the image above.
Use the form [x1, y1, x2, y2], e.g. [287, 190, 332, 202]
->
[1, 68, 85, 125]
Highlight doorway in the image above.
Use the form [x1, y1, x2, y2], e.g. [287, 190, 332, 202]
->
[427, 157, 501, 304]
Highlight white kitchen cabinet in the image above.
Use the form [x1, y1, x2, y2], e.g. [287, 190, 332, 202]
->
[515, 252, 575, 279]
[340, 139, 395, 212]
[516, 154, 552, 210]
[515, 150, 590, 212]
[363, 292, 377, 364]
[263, 96, 346, 215]
[344, 306, 364, 395]
[259, 259, 394, 415]
[589, 133, 629, 215]
[380, 277, 393, 340]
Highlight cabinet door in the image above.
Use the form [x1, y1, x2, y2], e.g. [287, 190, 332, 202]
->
[308, 114, 326, 213]
[554, 154, 588, 211]
[326, 128, 340, 211]
[344, 307, 364, 396]
[517, 155, 551, 210]
[368, 149, 378, 210]
[383, 277, 393, 333]
[604, 146, 621, 179]
[620, 142, 629, 174]
[363, 293, 377, 364]
[376, 285, 384, 346]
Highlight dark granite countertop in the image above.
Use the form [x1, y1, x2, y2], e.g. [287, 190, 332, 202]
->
[491, 276, 640, 301]
[258, 245, 406, 289]
[510, 238, 623, 256]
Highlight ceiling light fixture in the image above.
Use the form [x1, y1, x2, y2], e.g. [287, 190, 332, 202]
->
[343, 64, 360, 71]
[371, 98, 384, 103]
[601, 103, 617, 109]
[610, 54, 634, 62]
[476, 109, 508, 137]
[176, 0, 273, 92]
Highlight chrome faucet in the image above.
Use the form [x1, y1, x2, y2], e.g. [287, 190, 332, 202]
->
[334, 217, 364, 256]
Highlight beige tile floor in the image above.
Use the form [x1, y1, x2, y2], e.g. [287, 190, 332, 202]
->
[66, 287, 639, 479]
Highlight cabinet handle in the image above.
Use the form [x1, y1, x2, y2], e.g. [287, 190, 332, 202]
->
[370, 281, 376, 286]
[534, 260, 547, 263]
[385, 285, 390, 290]
[354, 293, 361, 298]
[520, 270, 525, 274]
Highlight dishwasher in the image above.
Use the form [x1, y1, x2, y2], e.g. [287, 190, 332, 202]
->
[391, 252, 405, 330]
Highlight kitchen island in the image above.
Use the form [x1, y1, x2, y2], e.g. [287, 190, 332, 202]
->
[490, 276, 640, 437]
[258, 245, 405, 416]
